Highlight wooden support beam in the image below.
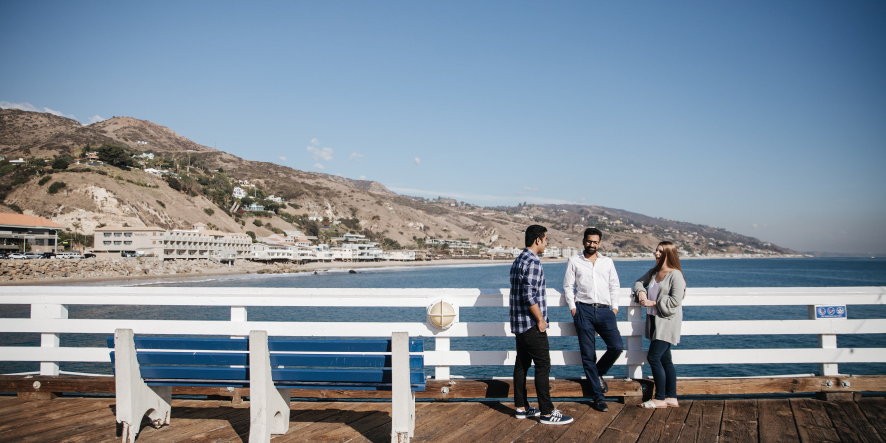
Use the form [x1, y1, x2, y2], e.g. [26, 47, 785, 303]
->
[1, 375, 884, 400]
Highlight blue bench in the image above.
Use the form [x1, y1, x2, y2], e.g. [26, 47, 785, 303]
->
[110, 329, 424, 443]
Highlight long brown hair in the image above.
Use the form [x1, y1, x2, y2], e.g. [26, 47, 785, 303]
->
[653, 241, 686, 297]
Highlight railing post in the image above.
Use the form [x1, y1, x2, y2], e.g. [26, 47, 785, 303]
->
[809, 305, 838, 376]
[626, 302, 643, 379]
[231, 306, 247, 339]
[32, 303, 68, 376]
[435, 337, 450, 380]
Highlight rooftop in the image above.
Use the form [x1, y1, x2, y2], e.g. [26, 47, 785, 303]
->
[0, 213, 65, 229]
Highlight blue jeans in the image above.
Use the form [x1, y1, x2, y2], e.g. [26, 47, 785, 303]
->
[647, 339, 677, 400]
[574, 304, 624, 401]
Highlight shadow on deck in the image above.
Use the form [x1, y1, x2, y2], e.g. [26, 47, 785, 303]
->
[0, 395, 884, 442]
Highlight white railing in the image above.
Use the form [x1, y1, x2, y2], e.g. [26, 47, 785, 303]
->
[1, 287, 885, 380]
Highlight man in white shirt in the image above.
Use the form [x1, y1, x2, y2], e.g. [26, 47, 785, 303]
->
[563, 227, 623, 412]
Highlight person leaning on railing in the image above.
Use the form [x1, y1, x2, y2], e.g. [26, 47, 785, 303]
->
[632, 241, 687, 409]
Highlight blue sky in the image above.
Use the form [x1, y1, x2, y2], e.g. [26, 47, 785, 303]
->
[2, 1, 885, 254]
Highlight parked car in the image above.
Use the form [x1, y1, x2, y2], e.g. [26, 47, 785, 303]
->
[0, 253, 8, 259]
[57, 252, 82, 259]
[8, 253, 27, 259]
[42, 252, 57, 259]
[82, 253, 96, 258]
[23, 252, 42, 259]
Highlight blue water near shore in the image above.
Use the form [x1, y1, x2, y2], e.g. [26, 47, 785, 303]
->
[2, 257, 885, 380]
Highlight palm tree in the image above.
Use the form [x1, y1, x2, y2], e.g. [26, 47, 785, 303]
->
[71, 222, 82, 252]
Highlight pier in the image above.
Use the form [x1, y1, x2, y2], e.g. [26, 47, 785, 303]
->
[1, 286, 885, 441]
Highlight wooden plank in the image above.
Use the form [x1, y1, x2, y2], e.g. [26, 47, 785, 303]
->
[822, 401, 885, 443]
[637, 407, 674, 442]
[273, 402, 373, 443]
[556, 400, 625, 443]
[858, 397, 886, 440]
[699, 400, 725, 443]
[0, 398, 113, 437]
[791, 398, 841, 443]
[758, 398, 801, 443]
[11, 402, 118, 443]
[720, 399, 758, 442]
[598, 400, 656, 443]
[467, 402, 539, 443]
[130, 400, 251, 443]
[64, 399, 217, 443]
[432, 402, 515, 443]
[415, 402, 493, 443]
[0, 396, 99, 431]
[512, 401, 591, 443]
[203, 401, 344, 443]
[676, 400, 703, 443]
[334, 402, 434, 443]
[659, 401, 693, 443]
[295, 402, 394, 443]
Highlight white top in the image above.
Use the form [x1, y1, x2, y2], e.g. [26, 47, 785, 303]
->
[646, 277, 661, 317]
[562, 253, 621, 311]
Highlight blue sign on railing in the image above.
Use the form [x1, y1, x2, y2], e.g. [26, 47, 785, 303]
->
[815, 305, 847, 319]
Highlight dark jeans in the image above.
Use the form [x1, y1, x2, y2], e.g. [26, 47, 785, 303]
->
[647, 339, 677, 400]
[514, 325, 553, 415]
[574, 304, 624, 400]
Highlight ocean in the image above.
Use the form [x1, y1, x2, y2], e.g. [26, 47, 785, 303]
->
[2, 257, 885, 379]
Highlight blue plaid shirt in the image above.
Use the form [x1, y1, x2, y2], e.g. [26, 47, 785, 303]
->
[509, 248, 548, 334]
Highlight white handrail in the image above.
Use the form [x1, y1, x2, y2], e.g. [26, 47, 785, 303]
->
[1, 286, 884, 378]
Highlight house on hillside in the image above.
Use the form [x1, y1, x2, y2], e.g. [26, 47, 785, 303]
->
[233, 187, 247, 199]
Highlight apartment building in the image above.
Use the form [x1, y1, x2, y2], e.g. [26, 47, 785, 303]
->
[93, 226, 252, 260]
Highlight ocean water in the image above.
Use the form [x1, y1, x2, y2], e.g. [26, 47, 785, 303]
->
[2, 257, 885, 380]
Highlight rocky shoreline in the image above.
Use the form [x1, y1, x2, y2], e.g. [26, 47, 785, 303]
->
[0, 257, 304, 284]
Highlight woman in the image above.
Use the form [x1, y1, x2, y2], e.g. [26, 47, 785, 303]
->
[633, 241, 686, 408]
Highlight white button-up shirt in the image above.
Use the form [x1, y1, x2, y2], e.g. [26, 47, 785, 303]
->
[563, 253, 620, 311]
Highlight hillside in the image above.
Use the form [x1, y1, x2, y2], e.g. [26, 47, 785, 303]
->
[0, 109, 795, 256]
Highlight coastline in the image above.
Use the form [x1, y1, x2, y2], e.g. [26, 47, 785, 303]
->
[0, 254, 815, 286]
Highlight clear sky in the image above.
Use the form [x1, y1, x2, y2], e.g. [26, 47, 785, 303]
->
[2, 1, 885, 255]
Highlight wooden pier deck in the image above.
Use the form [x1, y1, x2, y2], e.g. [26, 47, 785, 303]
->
[1, 396, 884, 442]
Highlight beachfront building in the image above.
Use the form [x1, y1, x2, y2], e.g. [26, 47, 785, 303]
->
[426, 238, 473, 249]
[92, 225, 252, 259]
[384, 250, 416, 261]
[232, 187, 247, 199]
[0, 213, 65, 254]
[561, 246, 580, 257]
[543, 246, 562, 258]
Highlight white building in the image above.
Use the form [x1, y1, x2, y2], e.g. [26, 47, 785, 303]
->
[233, 187, 247, 199]
[93, 226, 252, 260]
[266, 195, 284, 203]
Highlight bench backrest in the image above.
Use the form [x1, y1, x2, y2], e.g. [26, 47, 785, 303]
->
[108, 336, 426, 390]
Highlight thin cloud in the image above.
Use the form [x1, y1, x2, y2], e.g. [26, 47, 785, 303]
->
[307, 146, 333, 161]
[313, 163, 325, 169]
[359, 175, 366, 180]
[523, 186, 539, 191]
[349, 152, 363, 161]
[414, 158, 421, 165]
[279, 156, 287, 162]
[311, 138, 321, 146]
[88, 115, 106, 124]
[1, 100, 77, 120]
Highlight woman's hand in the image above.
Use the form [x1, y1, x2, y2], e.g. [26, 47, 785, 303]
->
[641, 299, 656, 307]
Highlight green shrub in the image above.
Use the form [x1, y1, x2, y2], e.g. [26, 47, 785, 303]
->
[204, 208, 215, 216]
[166, 176, 182, 191]
[47, 182, 67, 194]
[51, 158, 69, 170]
[253, 219, 263, 227]
[11, 176, 30, 186]
[5, 203, 23, 214]
[156, 200, 166, 208]
[38, 176, 52, 186]
[245, 231, 256, 242]
[0, 164, 16, 176]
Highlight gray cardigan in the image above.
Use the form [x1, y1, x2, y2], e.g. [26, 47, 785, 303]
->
[632, 269, 686, 345]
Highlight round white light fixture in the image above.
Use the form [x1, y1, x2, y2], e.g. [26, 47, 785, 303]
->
[426, 300, 458, 330]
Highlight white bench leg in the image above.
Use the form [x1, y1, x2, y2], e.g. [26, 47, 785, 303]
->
[249, 330, 291, 443]
[114, 329, 171, 443]
[391, 332, 414, 443]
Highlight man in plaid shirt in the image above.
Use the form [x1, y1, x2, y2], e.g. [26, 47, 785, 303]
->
[509, 225, 573, 425]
